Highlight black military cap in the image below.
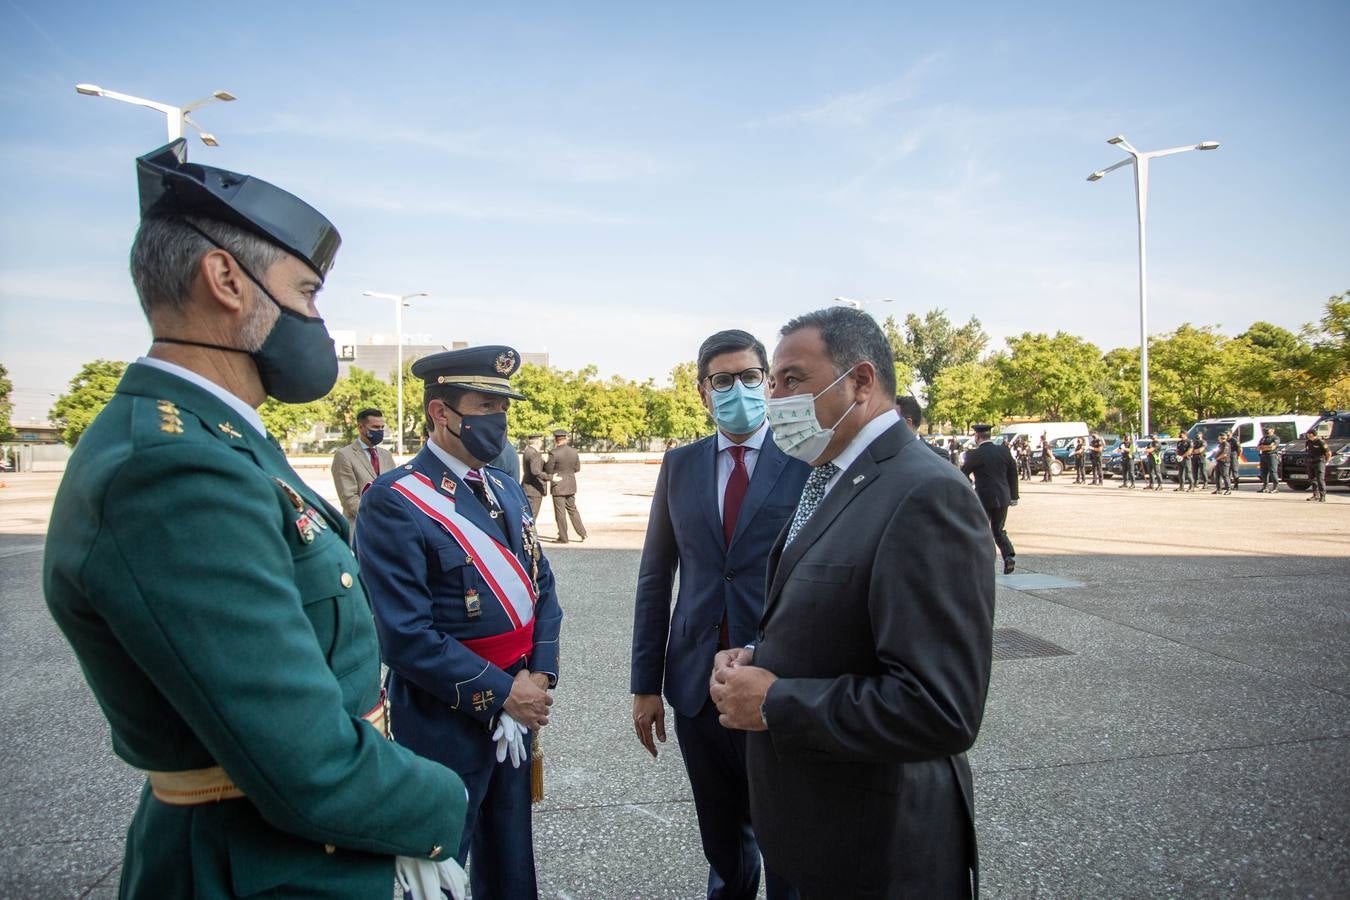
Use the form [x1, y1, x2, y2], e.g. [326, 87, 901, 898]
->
[972, 423, 993, 434]
[411, 345, 526, 400]
[137, 140, 341, 278]
[552, 429, 569, 437]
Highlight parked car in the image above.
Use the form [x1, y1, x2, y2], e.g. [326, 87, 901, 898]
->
[1280, 411, 1350, 491]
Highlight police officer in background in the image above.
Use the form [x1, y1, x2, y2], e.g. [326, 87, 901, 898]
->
[1212, 437, 1233, 494]
[1072, 437, 1086, 484]
[1040, 432, 1054, 482]
[896, 395, 948, 458]
[1258, 427, 1281, 493]
[1118, 433, 1137, 488]
[1174, 433, 1193, 491]
[44, 141, 468, 897]
[1016, 435, 1033, 480]
[1088, 432, 1105, 485]
[1190, 434, 1208, 490]
[547, 429, 588, 542]
[357, 346, 564, 899]
[1226, 430, 1242, 490]
[520, 433, 550, 517]
[1144, 434, 1164, 490]
[1305, 426, 1331, 502]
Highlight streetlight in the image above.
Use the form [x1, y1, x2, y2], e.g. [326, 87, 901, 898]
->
[363, 290, 429, 457]
[1086, 134, 1219, 436]
[75, 83, 236, 147]
[834, 296, 896, 310]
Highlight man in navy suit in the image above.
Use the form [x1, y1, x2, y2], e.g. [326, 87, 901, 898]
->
[631, 329, 810, 900]
[358, 345, 563, 900]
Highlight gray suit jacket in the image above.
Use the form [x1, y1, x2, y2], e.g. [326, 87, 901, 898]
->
[331, 440, 396, 523]
[749, 419, 995, 898]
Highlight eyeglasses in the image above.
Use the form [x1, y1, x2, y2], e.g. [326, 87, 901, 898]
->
[704, 367, 766, 392]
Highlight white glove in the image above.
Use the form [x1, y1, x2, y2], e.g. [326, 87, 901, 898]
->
[396, 855, 468, 900]
[491, 712, 527, 768]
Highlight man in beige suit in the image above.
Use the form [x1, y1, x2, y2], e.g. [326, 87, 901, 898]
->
[332, 407, 397, 528]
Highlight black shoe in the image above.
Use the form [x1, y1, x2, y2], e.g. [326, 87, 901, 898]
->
[1307, 495, 1316, 501]
[1003, 558, 1015, 575]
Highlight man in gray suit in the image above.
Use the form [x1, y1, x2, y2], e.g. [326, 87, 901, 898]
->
[331, 406, 396, 528]
[545, 429, 587, 543]
[710, 306, 995, 899]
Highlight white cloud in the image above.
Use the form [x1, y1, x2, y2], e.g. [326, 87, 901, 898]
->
[748, 53, 943, 129]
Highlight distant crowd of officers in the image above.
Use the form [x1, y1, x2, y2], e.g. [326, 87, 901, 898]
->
[992, 426, 1327, 498]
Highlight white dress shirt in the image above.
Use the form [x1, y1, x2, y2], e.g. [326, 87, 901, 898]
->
[716, 420, 768, 518]
[821, 408, 901, 497]
[136, 356, 267, 438]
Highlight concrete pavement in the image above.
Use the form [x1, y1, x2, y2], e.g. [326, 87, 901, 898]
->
[1, 464, 1346, 897]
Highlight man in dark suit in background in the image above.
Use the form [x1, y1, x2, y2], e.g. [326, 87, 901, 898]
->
[520, 433, 549, 518]
[896, 394, 948, 458]
[631, 329, 809, 900]
[710, 306, 995, 899]
[546, 429, 586, 542]
[962, 423, 1019, 574]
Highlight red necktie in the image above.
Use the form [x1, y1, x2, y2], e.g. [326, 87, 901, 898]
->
[367, 447, 380, 476]
[723, 445, 748, 546]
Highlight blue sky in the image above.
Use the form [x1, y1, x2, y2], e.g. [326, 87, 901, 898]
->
[2, 0, 1347, 422]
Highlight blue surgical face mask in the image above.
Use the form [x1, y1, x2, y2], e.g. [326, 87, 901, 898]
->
[710, 379, 766, 435]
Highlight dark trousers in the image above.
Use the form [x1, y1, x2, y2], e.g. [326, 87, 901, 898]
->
[1260, 454, 1279, 490]
[985, 504, 1015, 562]
[1090, 454, 1103, 484]
[1121, 458, 1136, 486]
[552, 493, 587, 541]
[1229, 455, 1241, 489]
[675, 702, 798, 900]
[524, 488, 545, 519]
[1212, 462, 1231, 492]
[1310, 458, 1328, 498]
[1018, 456, 1031, 480]
[1191, 456, 1207, 487]
[1177, 460, 1193, 489]
[1041, 455, 1053, 481]
[1146, 458, 1162, 488]
[1073, 457, 1085, 483]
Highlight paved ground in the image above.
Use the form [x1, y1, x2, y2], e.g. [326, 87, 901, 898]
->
[1, 463, 1346, 898]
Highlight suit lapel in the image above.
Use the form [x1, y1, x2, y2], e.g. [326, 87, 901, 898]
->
[728, 437, 787, 551]
[349, 442, 376, 482]
[411, 449, 512, 551]
[485, 469, 525, 556]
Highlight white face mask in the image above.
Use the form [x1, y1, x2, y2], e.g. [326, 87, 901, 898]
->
[766, 367, 857, 463]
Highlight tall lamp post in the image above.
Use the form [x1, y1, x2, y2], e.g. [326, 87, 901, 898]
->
[363, 291, 428, 457]
[1087, 134, 1219, 436]
[75, 84, 236, 147]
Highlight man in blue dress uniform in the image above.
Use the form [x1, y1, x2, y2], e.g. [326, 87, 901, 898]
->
[357, 346, 563, 899]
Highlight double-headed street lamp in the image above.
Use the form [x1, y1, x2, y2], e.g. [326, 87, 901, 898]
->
[75, 83, 236, 147]
[1087, 134, 1219, 436]
[834, 296, 895, 310]
[363, 291, 429, 457]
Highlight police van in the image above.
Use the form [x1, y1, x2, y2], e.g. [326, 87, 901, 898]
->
[1160, 415, 1320, 480]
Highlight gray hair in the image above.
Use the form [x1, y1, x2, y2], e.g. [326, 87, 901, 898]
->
[129, 215, 284, 320]
[781, 306, 897, 396]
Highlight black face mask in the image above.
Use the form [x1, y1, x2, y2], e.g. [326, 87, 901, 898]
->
[153, 223, 338, 404]
[448, 408, 508, 463]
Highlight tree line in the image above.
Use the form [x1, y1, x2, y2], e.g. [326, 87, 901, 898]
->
[33, 291, 1349, 449]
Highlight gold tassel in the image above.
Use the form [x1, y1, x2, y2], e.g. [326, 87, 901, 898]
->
[530, 731, 544, 803]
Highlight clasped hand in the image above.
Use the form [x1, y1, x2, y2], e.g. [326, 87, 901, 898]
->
[503, 669, 552, 729]
[708, 647, 776, 732]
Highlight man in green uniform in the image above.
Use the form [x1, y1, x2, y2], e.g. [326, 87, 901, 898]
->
[43, 141, 467, 899]
[1305, 427, 1331, 502]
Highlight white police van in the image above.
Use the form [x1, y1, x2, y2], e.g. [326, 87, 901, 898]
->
[1175, 415, 1321, 480]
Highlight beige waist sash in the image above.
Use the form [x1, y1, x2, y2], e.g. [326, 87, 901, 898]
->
[147, 698, 390, 806]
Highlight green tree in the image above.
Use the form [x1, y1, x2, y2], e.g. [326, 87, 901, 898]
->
[880, 316, 917, 393]
[0, 362, 13, 440]
[995, 333, 1106, 424]
[1101, 346, 1142, 432]
[1304, 291, 1350, 409]
[574, 375, 647, 448]
[927, 361, 998, 432]
[259, 397, 330, 449]
[1146, 325, 1263, 426]
[902, 309, 988, 401]
[324, 367, 396, 444]
[644, 362, 709, 440]
[508, 364, 591, 437]
[50, 360, 128, 446]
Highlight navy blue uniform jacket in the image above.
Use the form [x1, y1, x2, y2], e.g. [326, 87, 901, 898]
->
[631, 432, 810, 718]
[356, 446, 562, 764]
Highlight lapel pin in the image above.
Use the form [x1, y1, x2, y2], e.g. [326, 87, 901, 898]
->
[852, 475, 865, 485]
[441, 476, 457, 494]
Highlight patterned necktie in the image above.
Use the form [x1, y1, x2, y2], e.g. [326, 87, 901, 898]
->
[785, 462, 839, 546]
[722, 445, 749, 546]
[464, 469, 510, 541]
[367, 447, 381, 476]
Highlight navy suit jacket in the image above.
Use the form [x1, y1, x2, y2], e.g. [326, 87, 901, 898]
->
[630, 431, 810, 718]
[356, 447, 562, 771]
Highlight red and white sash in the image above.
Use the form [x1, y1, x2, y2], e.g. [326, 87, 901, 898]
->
[391, 471, 537, 633]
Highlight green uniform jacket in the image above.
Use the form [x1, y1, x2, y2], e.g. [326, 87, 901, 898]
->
[44, 363, 467, 899]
